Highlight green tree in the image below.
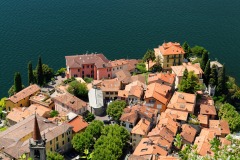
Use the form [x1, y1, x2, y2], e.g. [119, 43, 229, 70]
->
[136, 62, 147, 73]
[93, 136, 123, 160]
[50, 110, 59, 117]
[14, 72, 23, 93]
[47, 151, 64, 160]
[85, 112, 95, 122]
[56, 68, 66, 76]
[72, 132, 95, 154]
[101, 124, 130, 146]
[81, 149, 93, 160]
[0, 97, 7, 110]
[85, 120, 104, 139]
[106, 100, 126, 121]
[143, 49, 156, 71]
[200, 52, 209, 71]
[42, 64, 54, 83]
[216, 65, 227, 95]
[36, 56, 44, 86]
[174, 134, 182, 149]
[209, 64, 218, 86]
[183, 69, 188, 81]
[178, 71, 201, 93]
[67, 80, 88, 100]
[151, 56, 162, 72]
[210, 137, 220, 160]
[84, 77, 93, 83]
[182, 41, 191, 59]
[203, 59, 211, 86]
[191, 45, 208, 57]
[28, 61, 34, 85]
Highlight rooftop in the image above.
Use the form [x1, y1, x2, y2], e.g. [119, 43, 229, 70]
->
[171, 62, 203, 77]
[65, 53, 110, 69]
[68, 115, 88, 133]
[154, 42, 185, 56]
[7, 84, 40, 103]
[180, 124, 197, 143]
[131, 118, 151, 135]
[148, 72, 175, 85]
[53, 92, 87, 111]
[200, 104, 217, 116]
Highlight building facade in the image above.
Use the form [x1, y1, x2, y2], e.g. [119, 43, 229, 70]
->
[154, 42, 185, 71]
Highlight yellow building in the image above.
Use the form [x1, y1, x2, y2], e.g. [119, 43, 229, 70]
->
[0, 115, 73, 159]
[154, 42, 185, 71]
[5, 84, 41, 112]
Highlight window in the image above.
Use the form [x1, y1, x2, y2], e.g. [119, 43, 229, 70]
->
[50, 140, 52, 145]
[91, 65, 94, 68]
[108, 74, 110, 78]
[167, 64, 169, 67]
[122, 122, 126, 127]
[34, 150, 40, 158]
[68, 138, 70, 142]
[106, 92, 109, 95]
[62, 134, 64, 138]
[62, 141, 65, 145]
[82, 71, 84, 75]
[50, 148, 52, 151]
[56, 143, 59, 149]
[120, 67, 122, 69]
[149, 99, 156, 103]
[129, 124, 133, 128]
[83, 66, 85, 69]
[87, 65, 89, 68]
[56, 137, 58, 141]
[78, 69, 80, 72]
[157, 104, 162, 109]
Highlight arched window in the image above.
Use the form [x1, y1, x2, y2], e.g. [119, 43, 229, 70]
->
[34, 150, 40, 158]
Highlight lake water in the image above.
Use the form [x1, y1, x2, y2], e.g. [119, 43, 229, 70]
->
[0, 0, 240, 97]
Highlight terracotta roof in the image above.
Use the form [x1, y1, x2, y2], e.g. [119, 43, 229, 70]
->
[65, 53, 110, 68]
[131, 119, 151, 135]
[148, 72, 175, 85]
[180, 124, 197, 143]
[209, 120, 230, 135]
[128, 154, 152, 160]
[158, 114, 180, 135]
[133, 138, 168, 157]
[165, 109, 188, 121]
[6, 104, 51, 123]
[171, 62, 203, 77]
[198, 114, 208, 125]
[194, 128, 216, 156]
[100, 78, 121, 92]
[131, 74, 146, 84]
[145, 83, 171, 105]
[200, 104, 217, 116]
[68, 116, 88, 133]
[167, 92, 196, 113]
[115, 70, 131, 82]
[154, 42, 185, 56]
[118, 81, 144, 98]
[157, 156, 179, 160]
[0, 115, 57, 159]
[53, 92, 87, 111]
[120, 109, 138, 124]
[148, 126, 174, 144]
[110, 59, 128, 67]
[7, 84, 40, 103]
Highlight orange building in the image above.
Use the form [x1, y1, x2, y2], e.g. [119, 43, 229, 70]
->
[144, 83, 172, 113]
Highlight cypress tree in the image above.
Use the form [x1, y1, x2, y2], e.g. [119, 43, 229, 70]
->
[14, 72, 23, 93]
[28, 61, 34, 85]
[209, 64, 218, 86]
[217, 64, 226, 95]
[143, 49, 156, 71]
[200, 52, 209, 71]
[182, 41, 191, 59]
[204, 60, 211, 86]
[37, 56, 44, 86]
[183, 69, 188, 80]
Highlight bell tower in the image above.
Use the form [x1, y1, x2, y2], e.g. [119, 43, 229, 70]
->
[29, 115, 46, 160]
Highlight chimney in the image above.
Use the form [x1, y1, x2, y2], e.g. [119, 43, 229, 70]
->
[142, 118, 145, 123]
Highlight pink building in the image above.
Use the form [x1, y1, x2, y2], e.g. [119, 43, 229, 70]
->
[65, 53, 112, 80]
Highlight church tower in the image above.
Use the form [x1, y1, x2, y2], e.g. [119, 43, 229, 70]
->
[29, 115, 47, 160]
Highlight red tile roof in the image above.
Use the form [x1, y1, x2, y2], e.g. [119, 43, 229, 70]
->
[154, 42, 185, 56]
[8, 84, 40, 103]
[65, 53, 110, 68]
[68, 116, 88, 133]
